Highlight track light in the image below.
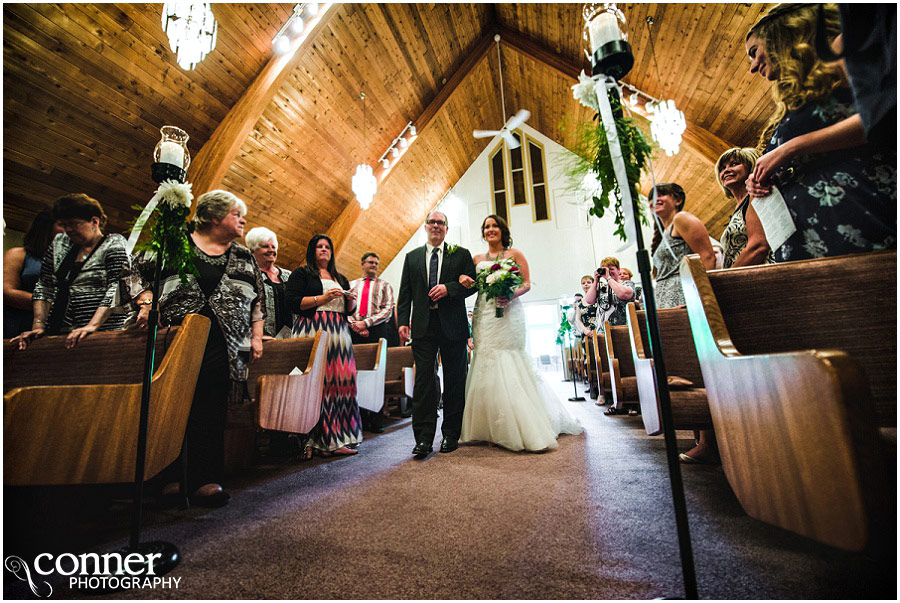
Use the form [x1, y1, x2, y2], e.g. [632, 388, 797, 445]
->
[382, 159, 389, 169]
[274, 36, 291, 54]
[399, 137, 408, 148]
[409, 126, 417, 136]
[391, 147, 400, 158]
[291, 15, 305, 34]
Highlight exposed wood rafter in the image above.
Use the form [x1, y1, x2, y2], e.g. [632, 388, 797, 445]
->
[498, 26, 732, 164]
[328, 27, 498, 256]
[187, 5, 336, 195]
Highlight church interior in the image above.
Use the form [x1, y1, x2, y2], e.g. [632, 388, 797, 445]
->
[3, 3, 896, 599]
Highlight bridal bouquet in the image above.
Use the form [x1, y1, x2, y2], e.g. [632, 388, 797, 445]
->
[476, 257, 524, 318]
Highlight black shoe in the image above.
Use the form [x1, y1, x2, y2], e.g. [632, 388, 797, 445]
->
[412, 441, 432, 459]
[439, 438, 458, 453]
[189, 490, 231, 508]
[400, 408, 413, 418]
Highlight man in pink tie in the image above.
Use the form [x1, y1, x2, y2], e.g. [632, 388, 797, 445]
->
[349, 252, 397, 432]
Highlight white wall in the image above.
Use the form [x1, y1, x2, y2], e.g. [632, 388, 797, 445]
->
[380, 122, 654, 305]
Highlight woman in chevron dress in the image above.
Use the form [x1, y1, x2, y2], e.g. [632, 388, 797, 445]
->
[285, 234, 363, 457]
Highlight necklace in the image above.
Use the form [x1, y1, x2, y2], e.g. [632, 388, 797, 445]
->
[486, 249, 506, 261]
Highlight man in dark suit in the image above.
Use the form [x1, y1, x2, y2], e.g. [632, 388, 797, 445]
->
[398, 210, 477, 458]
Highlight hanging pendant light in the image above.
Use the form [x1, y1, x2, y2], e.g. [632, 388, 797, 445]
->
[352, 91, 377, 210]
[161, 3, 218, 70]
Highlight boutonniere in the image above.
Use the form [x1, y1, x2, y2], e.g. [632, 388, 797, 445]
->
[445, 243, 459, 255]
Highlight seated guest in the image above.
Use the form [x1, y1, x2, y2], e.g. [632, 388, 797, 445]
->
[715, 147, 775, 268]
[245, 226, 292, 339]
[286, 234, 363, 458]
[348, 251, 396, 433]
[745, 3, 896, 260]
[13, 194, 130, 350]
[4, 209, 63, 337]
[125, 190, 265, 507]
[650, 183, 716, 308]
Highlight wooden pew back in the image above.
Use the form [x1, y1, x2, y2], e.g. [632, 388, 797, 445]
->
[4, 327, 178, 393]
[246, 337, 317, 401]
[4, 314, 209, 486]
[706, 250, 896, 425]
[385, 345, 414, 382]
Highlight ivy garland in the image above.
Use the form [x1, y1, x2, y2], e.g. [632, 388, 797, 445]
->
[130, 196, 197, 285]
[563, 79, 653, 242]
[555, 309, 573, 345]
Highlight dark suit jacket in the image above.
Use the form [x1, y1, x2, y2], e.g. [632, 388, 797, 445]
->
[397, 243, 477, 341]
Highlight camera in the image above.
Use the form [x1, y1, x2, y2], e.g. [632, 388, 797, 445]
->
[597, 266, 607, 277]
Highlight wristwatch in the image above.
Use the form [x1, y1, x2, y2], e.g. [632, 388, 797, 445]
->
[137, 299, 153, 306]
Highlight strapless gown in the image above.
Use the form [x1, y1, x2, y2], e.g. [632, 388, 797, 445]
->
[461, 262, 583, 451]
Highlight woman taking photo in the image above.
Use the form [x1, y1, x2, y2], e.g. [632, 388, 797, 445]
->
[744, 3, 896, 260]
[245, 226, 292, 339]
[13, 194, 129, 349]
[4, 209, 63, 337]
[650, 183, 717, 308]
[715, 148, 775, 268]
[285, 234, 363, 458]
[126, 190, 265, 507]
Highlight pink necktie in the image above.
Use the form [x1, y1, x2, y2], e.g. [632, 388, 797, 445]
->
[359, 278, 371, 317]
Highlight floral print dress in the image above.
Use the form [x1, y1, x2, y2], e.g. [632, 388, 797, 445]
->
[766, 87, 896, 262]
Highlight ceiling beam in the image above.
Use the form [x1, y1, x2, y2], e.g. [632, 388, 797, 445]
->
[328, 27, 497, 256]
[498, 26, 733, 164]
[186, 4, 337, 195]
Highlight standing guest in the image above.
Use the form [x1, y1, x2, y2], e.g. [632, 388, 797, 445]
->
[245, 226, 292, 339]
[348, 251, 396, 433]
[619, 268, 643, 310]
[285, 234, 363, 458]
[745, 3, 896, 260]
[574, 275, 599, 338]
[650, 183, 717, 308]
[13, 194, 130, 350]
[4, 209, 63, 337]
[585, 257, 634, 327]
[126, 190, 265, 506]
[715, 147, 775, 268]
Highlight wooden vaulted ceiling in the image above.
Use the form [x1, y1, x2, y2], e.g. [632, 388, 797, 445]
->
[4, 3, 774, 274]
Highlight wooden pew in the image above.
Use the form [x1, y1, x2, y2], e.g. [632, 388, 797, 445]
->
[354, 338, 387, 413]
[591, 330, 613, 404]
[246, 332, 328, 435]
[4, 314, 210, 486]
[602, 319, 640, 412]
[625, 303, 712, 435]
[384, 345, 414, 415]
[583, 337, 599, 400]
[680, 251, 895, 551]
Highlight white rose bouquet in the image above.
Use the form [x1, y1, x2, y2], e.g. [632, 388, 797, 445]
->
[475, 257, 524, 318]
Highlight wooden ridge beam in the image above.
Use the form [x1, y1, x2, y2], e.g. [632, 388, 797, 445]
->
[328, 27, 497, 256]
[186, 4, 337, 196]
[498, 25, 733, 164]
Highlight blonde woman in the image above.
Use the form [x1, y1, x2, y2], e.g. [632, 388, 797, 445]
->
[715, 147, 775, 268]
[745, 3, 895, 261]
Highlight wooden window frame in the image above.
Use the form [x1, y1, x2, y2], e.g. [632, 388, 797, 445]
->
[524, 134, 550, 222]
[508, 129, 528, 206]
[488, 141, 509, 224]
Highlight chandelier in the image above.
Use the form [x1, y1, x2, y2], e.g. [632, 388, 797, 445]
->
[162, 3, 218, 70]
[647, 99, 686, 157]
[352, 91, 377, 210]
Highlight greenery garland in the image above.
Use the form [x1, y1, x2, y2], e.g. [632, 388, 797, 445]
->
[555, 309, 573, 345]
[562, 79, 653, 242]
[130, 183, 197, 285]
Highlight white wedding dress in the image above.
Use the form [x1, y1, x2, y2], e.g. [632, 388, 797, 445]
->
[460, 261, 583, 451]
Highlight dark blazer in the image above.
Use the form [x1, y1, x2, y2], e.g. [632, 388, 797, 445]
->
[285, 267, 352, 320]
[397, 243, 477, 341]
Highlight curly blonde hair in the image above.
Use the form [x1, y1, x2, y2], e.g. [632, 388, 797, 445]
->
[747, 4, 844, 150]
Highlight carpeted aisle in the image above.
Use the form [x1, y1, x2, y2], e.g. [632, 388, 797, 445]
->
[8, 373, 894, 599]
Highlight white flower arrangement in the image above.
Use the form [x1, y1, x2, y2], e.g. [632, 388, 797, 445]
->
[572, 70, 600, 112]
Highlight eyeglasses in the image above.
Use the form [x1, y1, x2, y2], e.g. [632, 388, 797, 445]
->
[426, 219, 446, 226]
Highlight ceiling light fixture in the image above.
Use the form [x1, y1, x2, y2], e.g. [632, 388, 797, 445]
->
[644, 16, 686, 156]
[161, 3, 218, 70]
[377, 121, 417, 174]
[351, 91, 377, 210]
[273, 3, 329, 54]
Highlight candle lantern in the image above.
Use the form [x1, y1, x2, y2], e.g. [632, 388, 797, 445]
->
[583, 3, 633, 80]
[152, 125, 191, 184]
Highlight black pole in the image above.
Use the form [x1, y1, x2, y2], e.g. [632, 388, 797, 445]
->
[623, 149, 699, 597]
[568, 331, 585, 401]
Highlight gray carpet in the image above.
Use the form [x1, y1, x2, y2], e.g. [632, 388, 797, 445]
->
[4, 375, 895, 599]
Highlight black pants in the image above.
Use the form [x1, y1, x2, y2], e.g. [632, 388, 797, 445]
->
[410, 310, 468, 444]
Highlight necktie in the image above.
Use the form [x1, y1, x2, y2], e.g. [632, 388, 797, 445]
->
[359, 278, 371, 317]
[429, 247, 439, 289]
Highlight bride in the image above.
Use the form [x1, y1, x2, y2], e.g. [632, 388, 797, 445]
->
[458, 215, 583, 451]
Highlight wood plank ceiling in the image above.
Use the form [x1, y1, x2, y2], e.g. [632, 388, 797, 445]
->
[4, 3, 774, 275]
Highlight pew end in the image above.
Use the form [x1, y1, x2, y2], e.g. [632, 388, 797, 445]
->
[254, 332, 328, 434]
[4, 313, 210, 486]
[354, 338, 388, 413]
[680, 253, 894, 552]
